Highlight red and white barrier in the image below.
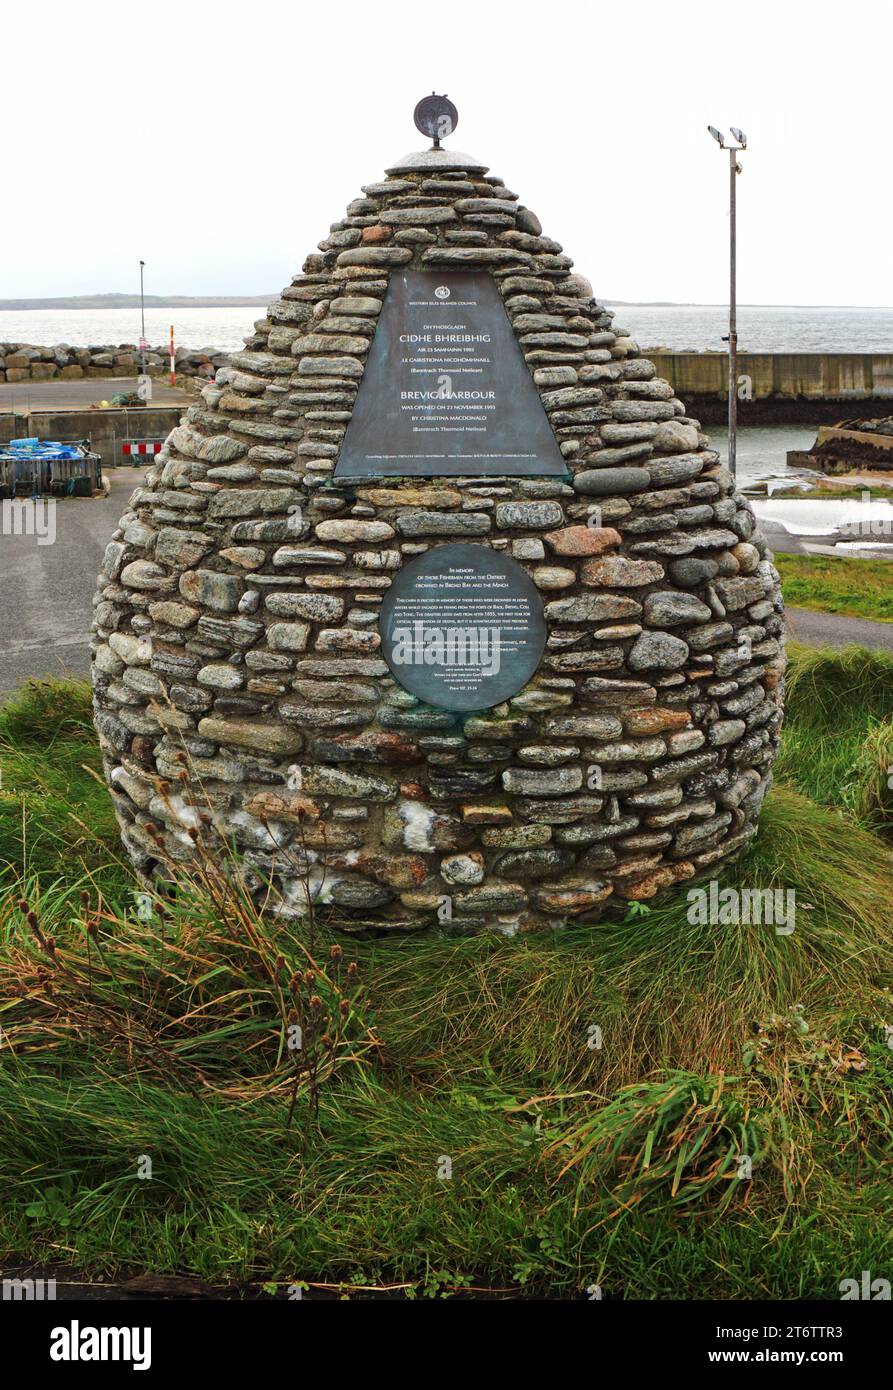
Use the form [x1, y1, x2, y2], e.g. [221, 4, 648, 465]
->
[122, 441, 163, 457]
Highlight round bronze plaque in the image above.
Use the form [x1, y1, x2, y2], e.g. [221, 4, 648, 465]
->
[413, 93, 459, 143]
[379, 544, 546, 713]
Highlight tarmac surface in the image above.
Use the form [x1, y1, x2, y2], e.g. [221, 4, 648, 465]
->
[0, 377, 190, 412]
[0, 467, 144, 693]
[1, 475, 893, 698]
[785, 605, 893, 652]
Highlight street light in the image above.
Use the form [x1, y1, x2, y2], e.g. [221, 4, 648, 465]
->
[707, 125, 747, 479]
[139, 259, 146, 377]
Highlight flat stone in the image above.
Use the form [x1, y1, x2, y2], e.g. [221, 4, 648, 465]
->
[623, 707, 691, 735]
[668, 557, 719, 587]
[440, 852, 485, 885]
[294, 765, 396, 800]
[198, 717, 303, 755]
[208, 488, 301, 519]
[336, 247, 413, 266]
[502, 766, 583, 796]
[581, 556, 664, 587]
[179, 570, 244, 612]
[544, 525, 621, 556]
[267, 622, 311, 652]
[532, 566, 575, 589]
[494, 501, 564, 529]
[264, 592, 344, 621]
[272, 547, 347, 566]
[643, 591, 713, 626]
[545, 594, 641, 623]
[542, 714, 623, 739]
[396, 511, 491, 537]
[120, 560, 173, 591]
[574, 468, 651, 496]
[628, 631, 690, 671]
[708, 718, 747, 746]
[315, 519, 395, 543]
[512, 538, 546, 560]
[494, 848, 575, 880]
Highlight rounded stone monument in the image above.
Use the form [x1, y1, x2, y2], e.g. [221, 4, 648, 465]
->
[91, 110, 785, 934]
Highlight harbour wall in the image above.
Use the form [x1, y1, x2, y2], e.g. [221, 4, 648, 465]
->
[0, 341, 227, 385]
[652, 352, 893, 424]
[0, 405, 184, 470]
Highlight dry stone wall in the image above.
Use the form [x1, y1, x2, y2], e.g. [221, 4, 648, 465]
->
[91, 155, 785, 934]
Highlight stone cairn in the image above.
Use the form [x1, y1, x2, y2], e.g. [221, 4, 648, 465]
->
[91, 148, 785, 934]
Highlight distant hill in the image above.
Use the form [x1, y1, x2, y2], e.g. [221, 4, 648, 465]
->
[0, 293, 275, 310]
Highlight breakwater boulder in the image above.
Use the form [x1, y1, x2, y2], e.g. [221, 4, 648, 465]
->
[90, 144, 785, 934]
[0, 342, 230, 385]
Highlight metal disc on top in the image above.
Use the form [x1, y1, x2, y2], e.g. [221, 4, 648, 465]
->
[413, 93, 459, 146]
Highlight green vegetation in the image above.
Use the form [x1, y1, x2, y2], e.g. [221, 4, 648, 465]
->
[0, 654, 892, 1298]
[777, 643, 893, 824]
[768, 482, 893, 502]
[0, 679, 128, 898]
[777, 552, 893, 623]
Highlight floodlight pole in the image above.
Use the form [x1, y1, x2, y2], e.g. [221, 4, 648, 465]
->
[728, 146, 738, 480]
[139, 260, 146, 377]
[708, 128, 745, 480]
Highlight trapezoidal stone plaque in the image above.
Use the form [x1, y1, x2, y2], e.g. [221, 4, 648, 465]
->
[91, 123, 785, 936]
[333, 270, 569, 479]
[380, 544, 546, 712]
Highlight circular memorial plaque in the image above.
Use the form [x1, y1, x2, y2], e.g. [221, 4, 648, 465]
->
[379, 544, 546, 713]
[413, 93, 459, 143]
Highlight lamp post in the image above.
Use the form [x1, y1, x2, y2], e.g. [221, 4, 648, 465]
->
[707, 126, 746, 479]
[139, 259, 146, 377]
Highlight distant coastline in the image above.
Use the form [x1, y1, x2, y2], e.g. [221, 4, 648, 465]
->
[2, 293, 891, 312]
[0, 294, 275, 311]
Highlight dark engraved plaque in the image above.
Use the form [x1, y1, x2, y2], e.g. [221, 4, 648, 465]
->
[334, 270, 569, 479]
[379, 544, 547, 712]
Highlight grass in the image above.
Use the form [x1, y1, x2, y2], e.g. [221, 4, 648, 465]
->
[0, 654, 892, 1298]
[0, 678, 128, 898]
[768, 482, 893, 501]
[777, 552, 893, 624]
[776, 642, 893, 821]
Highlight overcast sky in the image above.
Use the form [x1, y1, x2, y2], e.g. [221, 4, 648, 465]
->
[5, 0, 891, 306]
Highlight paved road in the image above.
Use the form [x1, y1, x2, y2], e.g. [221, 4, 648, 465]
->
[0, 468, 143, 694]
[0, 378, 190, 412]
[2, 480, 893, 698]
[785, 606, 893, 652]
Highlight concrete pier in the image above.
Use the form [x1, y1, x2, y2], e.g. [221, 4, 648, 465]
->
[653, 352, 893, 423]
[0, 378, 189, 470]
